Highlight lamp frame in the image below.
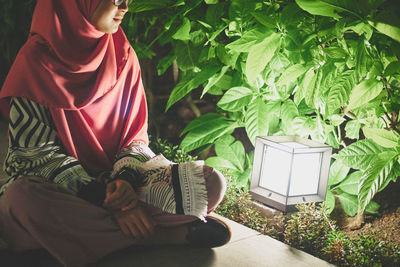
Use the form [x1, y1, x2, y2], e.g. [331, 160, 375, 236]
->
[249, 136, 332, 212]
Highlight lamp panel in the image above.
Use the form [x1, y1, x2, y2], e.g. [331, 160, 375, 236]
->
[259, 145, 291, 196]
[288, 152, 322, 196]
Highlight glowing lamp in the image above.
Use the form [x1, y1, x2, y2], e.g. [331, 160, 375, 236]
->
[249, 136, 332, 212]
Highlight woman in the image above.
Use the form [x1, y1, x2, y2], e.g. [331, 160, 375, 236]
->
[0, 0, 230, 266]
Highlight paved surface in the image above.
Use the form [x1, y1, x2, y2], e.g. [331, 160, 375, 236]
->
[0, 118, 332, 267]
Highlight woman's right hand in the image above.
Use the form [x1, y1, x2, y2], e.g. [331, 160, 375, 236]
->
[112, 205, 155, 239]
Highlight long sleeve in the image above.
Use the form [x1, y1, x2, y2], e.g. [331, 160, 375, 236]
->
[110, 142, 156, 188]
[0, 97, 96, 195]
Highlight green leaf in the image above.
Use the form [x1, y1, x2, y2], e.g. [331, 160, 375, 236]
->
[276, 64, 309, 86]
[251, 12, 276, 28]
[202, 66, 230, 97]
[362, 127, 400, 148]
[174, 41, 200, 71]
[295, 0, 354, 19]
[166, 66, 220, 111]
[384, 61, 400, 77]
[294, 68, 315, 105]
[236, 167, 252, 187]
[215, 139, 246, 172]
[205, 156, 238, 171]
[335, 189, 359, 216]
[281, 99, 299, 134]
[337, 171, 362, 195]
[217, 87, 254, 112]
[327, 70, 356, 116]
[328, 159, 350, 186]
[334, 139, 385, 170]
[348, 79, 383, 110]
[245, 33, 281, 83]
[130, 0, 184, 12]
[365, 200, 380, 215]
[205, 0, 218, 4]
[172, 17, 191, 41]
[329, 115, 345, 126]
[358, 151, 398, 211]
[355, 41, 369, 79]
[157, 54, 176, 76]
[325, 190, 336, 214]
[245, 98, 270, 144]
[324, 47, 347, 59]
[368, 16, 400, 43]
[226, 28, 270, 53]
[344, 120, 361, 139]
[180, 113, 237, 152]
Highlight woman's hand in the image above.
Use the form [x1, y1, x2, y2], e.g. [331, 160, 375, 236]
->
[113, 206, 155, 239]
[103, 179, 138, 211]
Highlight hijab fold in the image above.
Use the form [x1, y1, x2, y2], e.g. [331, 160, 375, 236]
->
[0, 0, 149, 175]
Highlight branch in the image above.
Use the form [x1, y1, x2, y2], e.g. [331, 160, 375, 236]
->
[384, 112, 400, 135]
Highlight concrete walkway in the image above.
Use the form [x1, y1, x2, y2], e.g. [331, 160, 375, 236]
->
[95, 213, 333, 267]
[0, 119, 332, 266]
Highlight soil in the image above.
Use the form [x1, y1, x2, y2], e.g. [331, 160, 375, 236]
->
[339, 181, 400, 246]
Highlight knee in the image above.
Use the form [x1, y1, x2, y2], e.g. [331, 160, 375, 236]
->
[2, 177, 45, 215]
[203, 165, 227, 211]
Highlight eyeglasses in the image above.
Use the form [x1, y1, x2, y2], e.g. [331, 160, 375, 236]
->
[113, 0, 133, 7]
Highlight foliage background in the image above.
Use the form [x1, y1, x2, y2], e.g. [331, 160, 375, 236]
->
[1, 0, 400, 218]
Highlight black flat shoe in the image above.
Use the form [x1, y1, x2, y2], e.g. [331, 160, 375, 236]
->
[186, 216, 231, 248]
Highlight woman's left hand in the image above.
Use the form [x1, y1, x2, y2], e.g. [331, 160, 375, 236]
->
[103, 179, 138, 211]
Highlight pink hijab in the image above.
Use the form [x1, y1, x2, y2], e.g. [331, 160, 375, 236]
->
[0, 0, 149, 175]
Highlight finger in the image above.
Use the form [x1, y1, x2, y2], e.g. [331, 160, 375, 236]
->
[104, 182, 117, 203]
[137, 208, 155, 235]
[126, 220, 142, 239]
[118, 220, 130, 237]
[106, 193, 133, 209]
[106, 182, 130, 203]
[133, 215, 151, 238]
[121, 198, 139, 211]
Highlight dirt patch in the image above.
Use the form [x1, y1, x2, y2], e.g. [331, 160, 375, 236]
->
[341, 181, 400, 246]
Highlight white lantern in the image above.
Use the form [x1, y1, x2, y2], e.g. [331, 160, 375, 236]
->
[249, 136, 332, 212]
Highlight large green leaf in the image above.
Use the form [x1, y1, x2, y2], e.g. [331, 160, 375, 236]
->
[245, 33, 281, 83]
[348, 79, 383, 110]
[201, 66, 230, 97]
[205, 156, 238, 171]
[334, 139, 385, 170]
[325, 190, 336, 214]
[368, 14, 400, 43]
[217, 87, 254, 112]
[362, 127, 400, 148]
[326, 70, 356, 115]
[166, 66, 220, 110]
[130, 0, 184, 12]
[337, 171, 362, 195]
[225, 28, 271, 53]
[358, 151, 398, 211]
[344, 119, 361, 139]
[328, 159, 350, 186]
[180, 113, 237, 152]
[335, 189, 358, 216]
[281, 99, 299, 134]
[276, 64, 309, 86]
[245, 98, 270, 144]
[295, 0, 358, 19]
[215, 138, 246, 172]
[172, 17, 191, 41]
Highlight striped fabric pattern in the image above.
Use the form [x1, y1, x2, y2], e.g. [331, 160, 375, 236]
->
[0, 97, 94, 195]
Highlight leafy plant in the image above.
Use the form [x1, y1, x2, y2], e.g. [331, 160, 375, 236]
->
[149, 137, 197, 163]
[124, 0, 400, 217]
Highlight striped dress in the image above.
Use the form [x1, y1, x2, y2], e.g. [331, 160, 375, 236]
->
[0, 97, 155, 195]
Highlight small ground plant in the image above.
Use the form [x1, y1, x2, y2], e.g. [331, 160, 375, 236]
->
[216, 181, 400, 267]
